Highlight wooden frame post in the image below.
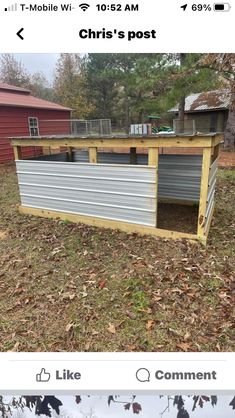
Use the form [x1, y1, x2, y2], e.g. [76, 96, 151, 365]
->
[130, 147, 137, 164]
[89, 147, 97, 163]
[148, 148, 158, 166]
[13, 146, 22, 160]
[197, 147, 212, 241]
[67, 147, 73, 162]
[148, 148, 159, 228]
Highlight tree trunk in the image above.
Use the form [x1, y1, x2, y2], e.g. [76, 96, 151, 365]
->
[124, 95, 130, 134]
[177, 54, 186, 134]
[224, 85, 235, 149]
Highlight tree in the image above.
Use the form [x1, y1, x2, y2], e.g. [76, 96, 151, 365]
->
[28, 72, 54, 101]
[84, 54, 119, 121]
[1, 395, 235, 418]
[154, 54, 221, 131]
[0, 54, 30, 87]
[199, 53, 235, 149]
[0, 54, 53, 101]
[53, 54, 93, 118]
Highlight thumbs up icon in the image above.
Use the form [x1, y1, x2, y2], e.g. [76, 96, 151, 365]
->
[36, 368, 51, 382]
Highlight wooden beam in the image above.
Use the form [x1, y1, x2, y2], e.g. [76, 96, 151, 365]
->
[148, 148, 159, 166]
[10, 135, 216, 149]
[212, 143, 220, 163]
[130, 147, 137, 164]
[148, 148, 159, 227]
[212, 134, 224, 147]
[197, 147, 212, 238]
[67, 147, 73, 162]
[19, 205, 199, 242]
[89, 147, 97, 163]
[13, 146, 22, 160]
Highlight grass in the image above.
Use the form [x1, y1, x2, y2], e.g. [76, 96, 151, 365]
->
[0, 164, 234, 352]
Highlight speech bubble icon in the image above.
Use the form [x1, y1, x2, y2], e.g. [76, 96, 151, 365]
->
[136, 368, 150, 382]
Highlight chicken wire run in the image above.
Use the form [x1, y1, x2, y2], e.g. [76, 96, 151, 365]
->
[39, 119, 112, 137]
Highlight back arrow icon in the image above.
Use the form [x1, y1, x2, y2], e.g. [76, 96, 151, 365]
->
[17, 28, 24, 40]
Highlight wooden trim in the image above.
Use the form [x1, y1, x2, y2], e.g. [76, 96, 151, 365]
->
[130, 147, 137, 164]
[89, 147, 97, 163]
[197, 147, 212, 237]
[19, 205, 199, 242]
[13, 146, 22, 160]
[10, 135, 216, 150]
[212, 143, 220, 163]
[212, 134, 224, 147]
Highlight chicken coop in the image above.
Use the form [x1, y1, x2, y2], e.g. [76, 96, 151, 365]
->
[11, 133, 222, 244]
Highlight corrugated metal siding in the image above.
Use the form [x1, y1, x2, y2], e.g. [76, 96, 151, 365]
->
[169, 89, 231, 112]
[16, 161, 157, 226]
[29, 152, 68, 162]
[205, 158, 218, 231]
[74, 151, 202, 202]
[158, 154, 202, 202]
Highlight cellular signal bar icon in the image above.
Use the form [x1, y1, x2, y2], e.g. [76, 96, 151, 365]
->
[4, 3, 17, 11]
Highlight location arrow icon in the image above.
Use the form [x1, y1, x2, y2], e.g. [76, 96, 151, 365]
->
[181, 4, 188, 10]
[17, 28, 24, 40]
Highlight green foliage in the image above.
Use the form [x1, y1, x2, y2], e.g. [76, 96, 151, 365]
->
[53, 53, 93, 117]
[83, 53, 222, 129]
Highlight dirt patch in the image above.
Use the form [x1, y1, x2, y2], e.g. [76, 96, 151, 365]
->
[158, 203, 198, 234]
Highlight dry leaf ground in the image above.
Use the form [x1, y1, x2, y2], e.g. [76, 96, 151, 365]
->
[0, 164, 234, 352]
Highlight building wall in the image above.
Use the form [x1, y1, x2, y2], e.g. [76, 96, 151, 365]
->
[0, 106, 71, 163]
[184, 110, 228, 133]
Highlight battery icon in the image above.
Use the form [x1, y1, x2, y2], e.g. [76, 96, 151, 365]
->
[214, 3, 231, 11]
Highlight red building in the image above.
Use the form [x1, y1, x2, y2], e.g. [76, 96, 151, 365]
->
[0, 83, 71, 163]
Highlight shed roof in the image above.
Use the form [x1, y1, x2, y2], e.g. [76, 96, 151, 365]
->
[0, 83, 31, 94]
[169, 89, 231, 113]
[0, 82, 72, 111]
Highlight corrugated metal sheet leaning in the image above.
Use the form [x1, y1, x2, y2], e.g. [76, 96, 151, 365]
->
[205, 158, 218, 232]
[16, 161, 157, 227]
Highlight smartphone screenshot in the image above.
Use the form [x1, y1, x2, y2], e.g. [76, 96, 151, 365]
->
[0, 0, 234, 416]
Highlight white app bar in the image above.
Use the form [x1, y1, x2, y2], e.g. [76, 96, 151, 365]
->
[0, 353, 234, 393]
[0, 0, 234, 52]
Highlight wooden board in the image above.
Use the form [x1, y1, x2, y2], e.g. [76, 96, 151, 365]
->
[19, 205, 199, 241]
[10, 135, 217, 149]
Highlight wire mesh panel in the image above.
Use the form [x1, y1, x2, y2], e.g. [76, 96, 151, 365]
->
[39, 119, 112, 137]
[173, 119, 196, 135]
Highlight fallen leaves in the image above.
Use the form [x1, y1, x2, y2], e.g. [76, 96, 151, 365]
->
[0, 167, 234, 352]
[176, 342, 192, 352]
[0, 230, 8, 240]
[98, 280, 106, 289]
[107, 323, 116, 334]
[146, 320, 155, 331]
[65, 323, 74, 332]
